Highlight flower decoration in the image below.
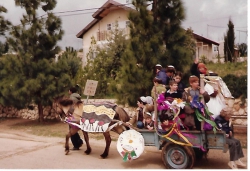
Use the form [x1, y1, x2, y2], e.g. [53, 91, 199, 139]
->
[189, 95, 205, 115]
[157, 93, 170, 111]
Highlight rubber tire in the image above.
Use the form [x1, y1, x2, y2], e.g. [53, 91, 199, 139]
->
[161, 143, 195, 169]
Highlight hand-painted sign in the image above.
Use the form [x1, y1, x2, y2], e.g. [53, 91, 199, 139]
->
[83, 80, 98, 96]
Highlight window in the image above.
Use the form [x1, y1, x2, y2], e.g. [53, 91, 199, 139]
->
[214, 46, 218, 51]
[96, 31, 107, 41]
[107, 23, 111, 30]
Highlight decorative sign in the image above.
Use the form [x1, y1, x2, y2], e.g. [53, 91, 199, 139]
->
[83, 80, 98, 96]
[117, 130, 145, 162]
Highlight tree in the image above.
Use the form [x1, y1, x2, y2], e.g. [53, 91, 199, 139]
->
[155, 0, 194, 71]
[82, 22, 129, 98]
[0, 5, 12, 56]
[224, 19, 235, 62]
[0, 5, 12, 36]
[0, 0, 72, 122]
[114, 0, 163, 106]
[0, 41, 9, 56]
[238, 43, 247, 57]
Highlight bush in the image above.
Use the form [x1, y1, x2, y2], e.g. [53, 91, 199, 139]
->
[222, 74, 247, 103]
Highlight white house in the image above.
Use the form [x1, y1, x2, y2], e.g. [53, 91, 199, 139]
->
[76, 0, 220, 66]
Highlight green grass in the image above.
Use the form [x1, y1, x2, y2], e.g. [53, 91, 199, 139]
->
[206, 61, 247, 77]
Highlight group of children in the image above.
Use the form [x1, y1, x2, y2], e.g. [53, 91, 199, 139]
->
[126, 61, 246, 169]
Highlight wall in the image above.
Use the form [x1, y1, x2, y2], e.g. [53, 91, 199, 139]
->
[0, 98, 247, 125]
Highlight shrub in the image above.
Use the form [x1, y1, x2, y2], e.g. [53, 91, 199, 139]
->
[222, 74, 247, 104]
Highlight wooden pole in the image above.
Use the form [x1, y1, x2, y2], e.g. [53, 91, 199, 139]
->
[200, 74, 205, 130]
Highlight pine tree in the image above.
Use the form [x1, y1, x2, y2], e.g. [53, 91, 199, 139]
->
[0, 5, 12, 56]
[155, 0, 194, 71]
[0, 5, 11, 36]
[0, 0, 71, 122]
[114, 0, 163, 106]
[224, 19, 235, 62]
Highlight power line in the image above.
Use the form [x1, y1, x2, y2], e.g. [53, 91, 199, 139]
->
[40, 3, 132, 18]
[208, 24, 247, 29]
[3, 2, 133, 34]
[185, 14, 247, 24]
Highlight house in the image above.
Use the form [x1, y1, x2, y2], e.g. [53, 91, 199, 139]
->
[76, 0, 132, 66]
[192, 33, 219, 62]
[76, 0, 220, 66]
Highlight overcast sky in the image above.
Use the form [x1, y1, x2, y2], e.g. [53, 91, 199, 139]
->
[1, 0, 248, 50]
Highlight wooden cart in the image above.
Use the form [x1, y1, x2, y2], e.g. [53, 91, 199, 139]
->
[138, 128, 227, 169]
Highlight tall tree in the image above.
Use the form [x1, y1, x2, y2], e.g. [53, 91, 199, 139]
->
[0, 5, 12, 56]
[155, 0, 194, 71]
[0, 5, 12, 36]
[224, 19, 235, 62]
[114, 0, 163, 106]
[0, 0, 70, 122]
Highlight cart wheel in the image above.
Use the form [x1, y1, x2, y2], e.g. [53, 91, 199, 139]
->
[161, 143, 195, 169]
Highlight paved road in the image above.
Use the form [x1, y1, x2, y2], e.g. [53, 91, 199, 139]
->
[0, 131, 247, 169]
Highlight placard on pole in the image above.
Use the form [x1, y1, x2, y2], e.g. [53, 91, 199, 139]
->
[83, 79, 98, 103]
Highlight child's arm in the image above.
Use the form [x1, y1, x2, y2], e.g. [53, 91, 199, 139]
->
[200, 90, 210, 103]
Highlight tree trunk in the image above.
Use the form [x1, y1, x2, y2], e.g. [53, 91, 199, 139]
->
[38, 103, 44, 123]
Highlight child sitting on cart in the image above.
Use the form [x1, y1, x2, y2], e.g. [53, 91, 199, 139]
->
[159, 114, 173, 132]
[144, 112, 154, 130]
[214, 108, 246, 169]
[182, 75, 210, 130]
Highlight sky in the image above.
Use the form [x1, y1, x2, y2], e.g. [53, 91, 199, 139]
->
[1, 0, 248, 50]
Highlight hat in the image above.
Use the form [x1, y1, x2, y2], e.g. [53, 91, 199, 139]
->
[155, 64, 162, 70]
[145, 112, 152, 116]
[145, 96, 153, 105]
[166, 65, 176, 73]
[140, 96, 147, 103]
[167, 65, 175, 68]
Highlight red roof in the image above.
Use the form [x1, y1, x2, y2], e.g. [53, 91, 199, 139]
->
[192, 32, 219, 46]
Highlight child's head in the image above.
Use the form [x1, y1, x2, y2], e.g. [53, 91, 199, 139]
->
[137, 96, 147, 107]
[69, 87, 77, 94]
[169, 80, 178, 92]
[197, 63, 207, 74]
[174, 71, 182, 83]
[189, 75, 199, 89]
[153, 77, 162, 84]
[145, 112, 152, 123]
[166, 65, 176, 77]
[159, 114, 170, 123]
[220, 108, 232, 121]
[155, 64, 162, 73]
